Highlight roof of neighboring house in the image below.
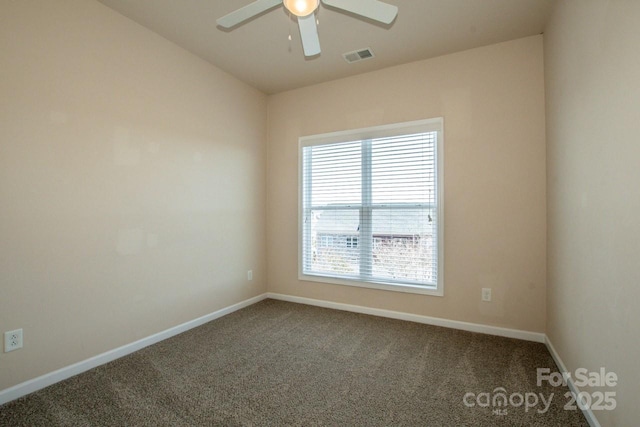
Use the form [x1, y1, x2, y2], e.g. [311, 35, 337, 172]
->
[313, 208, 434, 236]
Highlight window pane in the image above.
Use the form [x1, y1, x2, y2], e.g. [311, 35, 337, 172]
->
[300, 119, 442, 293]
[370, 208, 437, 285]
[310, 142, 361, 206]
[309, 209, 360, 276]
[371, 132, 437, 205]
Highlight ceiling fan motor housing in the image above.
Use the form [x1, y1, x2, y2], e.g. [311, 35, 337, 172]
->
[283, 0, 320, 17]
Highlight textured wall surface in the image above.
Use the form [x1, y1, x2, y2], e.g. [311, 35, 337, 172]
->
[544, 1, 640, 425]
[0, 0, 267, 390]
[267, 36, 547, 333]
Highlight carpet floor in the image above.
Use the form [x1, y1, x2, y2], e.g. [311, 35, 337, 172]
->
[0, 299, 588, 426]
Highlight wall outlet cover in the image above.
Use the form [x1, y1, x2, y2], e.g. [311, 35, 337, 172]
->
[4, 329, 23, 352]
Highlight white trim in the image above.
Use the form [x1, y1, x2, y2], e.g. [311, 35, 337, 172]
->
[6, 289, 597, 427]
[267, 293, 544, 343]
[298, 118, 443, 147]
[545, 336, 602, 427]
[300, 273, 443, 296]
[298, 118, 445, 296]
[0, 293, 268, 406]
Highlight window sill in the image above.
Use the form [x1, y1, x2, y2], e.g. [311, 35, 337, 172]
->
[299, 273, 444, 296]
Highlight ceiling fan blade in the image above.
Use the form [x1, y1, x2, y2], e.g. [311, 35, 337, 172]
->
[298, 14, 321, 57]
[217, 0, 282, 29]
[321, 0, 398, 24]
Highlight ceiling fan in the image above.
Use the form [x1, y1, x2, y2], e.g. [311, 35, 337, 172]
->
[216, 0, 398, 57]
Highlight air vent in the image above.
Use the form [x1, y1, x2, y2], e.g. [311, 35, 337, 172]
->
[343, 48, 375, 64]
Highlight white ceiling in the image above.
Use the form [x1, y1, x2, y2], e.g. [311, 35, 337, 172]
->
[97, 0, 555, 94]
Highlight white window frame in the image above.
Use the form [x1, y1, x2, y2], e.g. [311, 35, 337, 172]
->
[298, 118, 444, 296]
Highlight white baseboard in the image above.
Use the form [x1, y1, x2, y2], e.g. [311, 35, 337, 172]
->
[0, 293, 268, 406]
[0, 290, 571, 416]
[544, 336, 601, 427]
[266, 292, 545, 343]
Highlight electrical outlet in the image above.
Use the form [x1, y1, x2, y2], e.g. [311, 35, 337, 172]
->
[4, 329, 23, 352]
[247, 270, 253, 281]
[482, 288, 492, 302]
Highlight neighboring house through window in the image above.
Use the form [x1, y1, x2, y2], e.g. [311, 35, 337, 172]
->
[299, 118, 444, 295]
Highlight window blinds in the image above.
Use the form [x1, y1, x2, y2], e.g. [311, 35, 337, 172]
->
[301, 125, 440, 289]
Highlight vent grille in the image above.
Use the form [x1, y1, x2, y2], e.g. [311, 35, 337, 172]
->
[343, 48, 375, 64]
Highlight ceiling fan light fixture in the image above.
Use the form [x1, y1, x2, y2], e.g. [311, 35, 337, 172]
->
[283, 0, 319, 17]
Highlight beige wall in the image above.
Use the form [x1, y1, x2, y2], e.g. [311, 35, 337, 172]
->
[0, 1, 267, 390]
[267, 36, 547, 333]
[5, 3, 635, 423]
[544, 1, 640, 425]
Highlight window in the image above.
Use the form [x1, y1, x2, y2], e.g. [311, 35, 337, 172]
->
[346, 237, 358, 249]
[299, 118, 444, 295]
